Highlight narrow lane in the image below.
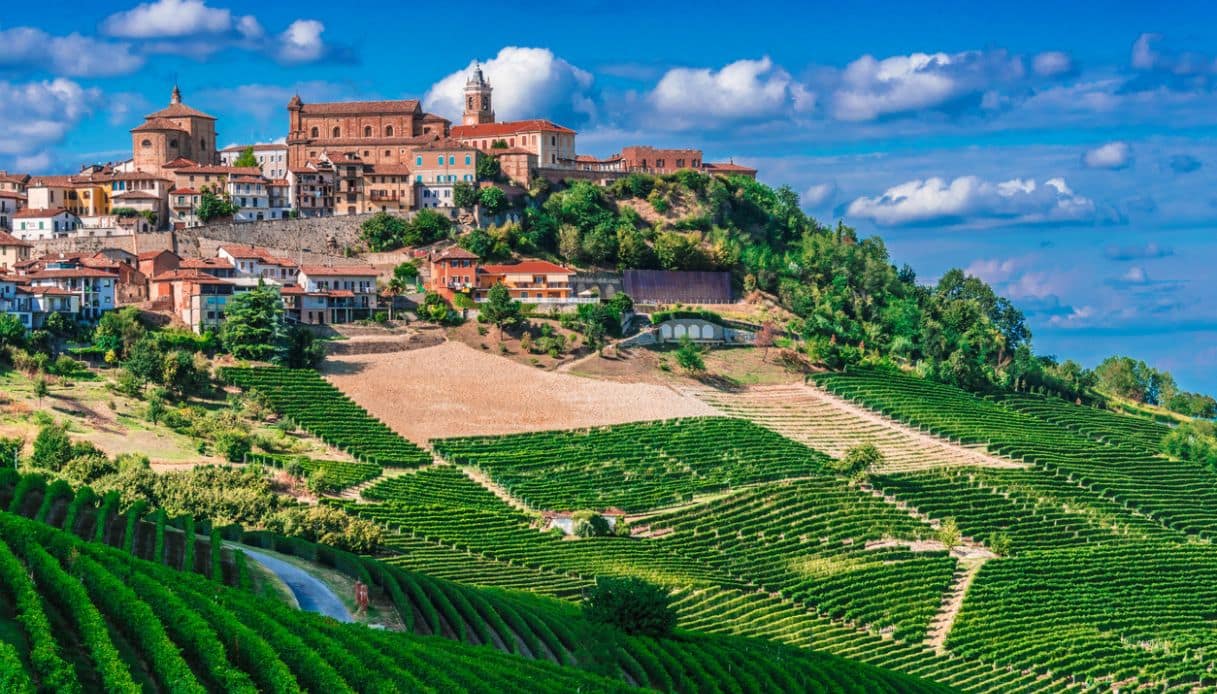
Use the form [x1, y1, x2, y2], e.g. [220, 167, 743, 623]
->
[240, 547, 354, 622]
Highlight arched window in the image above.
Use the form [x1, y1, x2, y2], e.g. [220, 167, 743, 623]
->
[310, 126, 319, 137]
[364, 125, 372, 137]
[169, 139, 178, 148]
[332, 126, 340, 137]
[141, 139, 152, 148]
[385, 125, 394, 136]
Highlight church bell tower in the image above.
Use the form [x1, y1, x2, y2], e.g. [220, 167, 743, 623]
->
[463, 63, 495, 126]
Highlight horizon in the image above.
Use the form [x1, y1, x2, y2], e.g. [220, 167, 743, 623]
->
[3, 0, 1214, 392]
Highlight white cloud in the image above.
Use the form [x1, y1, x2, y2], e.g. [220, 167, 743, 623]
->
[802, 182, 836, 208]
[425, 47, 597, 126]
[0, 27, 143, 77]
[0, 79, 97, 167]
[102, 0, 232, 38]
[276, 20, 325, 64]
[831, 50, 1023, 121]
[1121, 266, 1148, 283]
[236, 15, 264, 40]
[1032, 51, 1074, 77]
[846, 175, 1099, 227]
[964, 257, 1020, 283]
[1048, 305, 1095, 327]
[1083, 141, 1131, 169]
[648, 57, 813, 127]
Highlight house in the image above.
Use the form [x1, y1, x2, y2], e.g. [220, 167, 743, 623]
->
[291, 265, 379, 323]
[409, 141, 478, 209]
[475, 260, 576, 303]
[12, 208, 81, 240]
[288, 160, 335, 217]
[219, 143, 289, 180]
[428, 246, 479, 301]
[137, 249, 181, 280]
[149, 269, 235, 333]
[0, 231, 32, 271]
[8, 286, 81, 328]
[169, 188, 203, 228]
[218, 245, 298, 283]
[0, 191, 24, 231]
[24, 265, 117, 321]
[179, 257, 235, 278]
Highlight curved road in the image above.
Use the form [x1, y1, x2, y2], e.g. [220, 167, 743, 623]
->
[240, 547, 354, 623]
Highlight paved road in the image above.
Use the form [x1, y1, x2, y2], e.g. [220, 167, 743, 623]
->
[241, 547, 354, 623]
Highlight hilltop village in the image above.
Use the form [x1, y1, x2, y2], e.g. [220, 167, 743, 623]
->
[0, 66, 756, 332]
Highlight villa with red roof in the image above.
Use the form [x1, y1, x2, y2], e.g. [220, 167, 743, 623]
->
[475, 259, 576, 303]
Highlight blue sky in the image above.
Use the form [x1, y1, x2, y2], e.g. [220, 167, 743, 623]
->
[2, 0, 1215, 393]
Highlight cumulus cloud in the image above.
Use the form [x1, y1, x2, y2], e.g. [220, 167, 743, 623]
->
[425, 47, 598, 127]
[1121, 266, 1149, 283]
[0, 27, 143, 77]
[1032, 51, 1074, 77]
[0, 79, 98, 167]
[276, 20, 326, 64]
[846, 175, 1100, 227]
[649, 57, 813, 127]
[964, 257, 1020, 283]
[802, 182, 837, 208]
[1169, 154, 1202, 174]
[102, 0, 233, 38]
[830, 49, 1024, 121]
[1083, 141, 1131, 169]
[1048, 305, 1095, 328]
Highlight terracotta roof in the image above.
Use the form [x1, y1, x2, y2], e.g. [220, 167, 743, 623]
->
[131, 118, 189, 133]
[174, 165, 262, 177]
[218, 244, 277, 259]
[702, 162, 757, 174]
[27, 175, 76, 188]
[451, 119, 576, 138]
[480, 260, 572, 275]
[412, 139, 479, 153]
[0, 231, 32, 247]
[0, 190, 26, 198]
[27, 268, 117, 280]
[328, 289, 355, 298]
[422, 113, 450, 122]
[492, 147, 537, 156]
[298, 136, 436, 148]
[171, 188, 201, 196]
[279, 285, 305, 295]
[433, 246, 479, 261]
[151, 269, 231, 283]
[113, 191, 161, 200]
[0, 172, 30, 184]
[137, 249, 179, 261]
[162, 157, 199, 169]
[299, 265, 379, 276]
[367, 164, 413, 175]
[110, 171, 172, 182]
[14, 207, 71, 219]
[144, 102, 216, 120]
[268, 179, 289, 186]
[296, 99, 421, 116]
[180, 257, 233, 269]
[77, 257, 121, 270]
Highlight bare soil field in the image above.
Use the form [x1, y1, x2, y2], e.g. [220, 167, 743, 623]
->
[322, 341, 719, 444]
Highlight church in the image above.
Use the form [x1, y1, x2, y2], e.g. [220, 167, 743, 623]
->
[130, 86, 219, 179]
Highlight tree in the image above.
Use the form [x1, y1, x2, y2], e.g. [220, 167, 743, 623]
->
[196, 191, 238, 223]
[93, 306, 145, 360]
[279, 325, 326, 369]
[937, 517, 961, 548]
[481, 282, 521, 341]
[0, 437, 22, 468]
[0, 313, 27, 354]
[360, 212, 409, 251]
[476, 154, 501, 180]
[755, 320, 777, 362]
[478, 186, 508, 216]
[221, 282, 283, 361]
[403, 210, 453, 246]
[31, 424, 73, 471]
[32, 377, 48, 407]
[674, 336, 705, 373]
[583, 576, 676, 637]
[122, 337, 164, 389]
[384, 262, 419, 320]
[233, 146, 259, 168]
[161, 349, 207, 399]
[453, 181, 478, 209]
[831, 443, 883, 479]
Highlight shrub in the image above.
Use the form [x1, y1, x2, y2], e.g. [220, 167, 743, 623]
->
[30, 424, 73, 471]
[583, 576, 676, 637]
[214, 430, 251, 463]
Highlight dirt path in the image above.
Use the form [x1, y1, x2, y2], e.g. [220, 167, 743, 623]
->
[323, 341, 718, 445]
[338, 467, 413, 502]
[461, 466, 534, 513]
[924, 556, 988, 652]
[240, 547, 353, 622]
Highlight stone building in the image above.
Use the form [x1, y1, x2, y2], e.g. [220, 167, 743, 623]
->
[285, 96, 451, 170]
[463, 64, 495, 125]
[219, 143, 289, 180]
[130, 86, 219, 179]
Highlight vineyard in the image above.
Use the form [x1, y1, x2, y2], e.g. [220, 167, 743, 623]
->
[248, 452, 382, 491]
[0, 508, 952, 693]
[813, 368, 1217, 538]
[222, 366, 433, 467]
[431, 417, 831, 512]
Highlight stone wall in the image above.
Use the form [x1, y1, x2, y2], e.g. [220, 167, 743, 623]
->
[34, 231, 175, 256]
